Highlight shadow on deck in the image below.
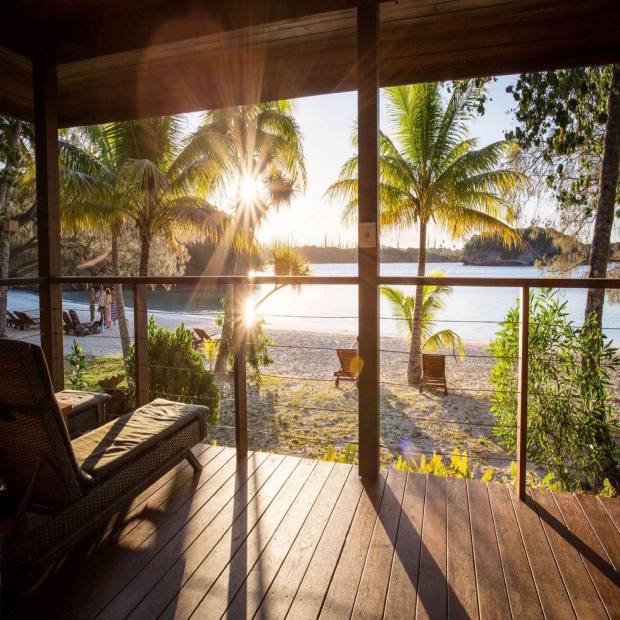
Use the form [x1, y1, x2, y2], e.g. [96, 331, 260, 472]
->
[27, 445, 620, 619]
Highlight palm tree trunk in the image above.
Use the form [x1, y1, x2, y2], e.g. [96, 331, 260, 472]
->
[408, 218, 427, 385]
[111, 232, 131, 359]
[138, 233, 150, 277]
[0, 120, 22, 337]
[584, 64, 620, 328]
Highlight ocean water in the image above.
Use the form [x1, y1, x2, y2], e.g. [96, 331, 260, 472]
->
[248, 262, 620, 342]
[51, 262, 620, 342]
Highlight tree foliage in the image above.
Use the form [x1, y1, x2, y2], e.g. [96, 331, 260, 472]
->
[380, 272, 465, 358]
[489, 289, 620, 492]
[506, 66, 617, 222]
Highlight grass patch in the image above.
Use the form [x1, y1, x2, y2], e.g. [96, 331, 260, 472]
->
[64, 354, 126, 392]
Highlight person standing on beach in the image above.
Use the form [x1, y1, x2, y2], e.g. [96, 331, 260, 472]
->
[103, 287, 113, 327]
[87, 285, 96, 322]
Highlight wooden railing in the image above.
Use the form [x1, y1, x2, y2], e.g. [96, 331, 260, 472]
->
[3, 274, 619, 500]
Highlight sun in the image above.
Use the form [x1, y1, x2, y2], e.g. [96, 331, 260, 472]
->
[239, 173, 260, 205]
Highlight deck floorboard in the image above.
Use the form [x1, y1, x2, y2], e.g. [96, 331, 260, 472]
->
[25, 446, 619, 619]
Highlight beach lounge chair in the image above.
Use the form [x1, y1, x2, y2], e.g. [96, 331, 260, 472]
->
[62, 311, 76, 335]
[334, 348, 360, 387]
[68, 309, 99, 336]
[193, 327, 212, 350]
[14, 311, 39, 329]
[419, 353, 448, 395]
[0, 339, 208, 608]
[6, 311, 20, 329]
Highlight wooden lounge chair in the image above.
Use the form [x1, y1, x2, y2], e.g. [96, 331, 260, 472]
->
[14, 311, 39, 329]
[6, 311, 21, 329]
[68, 309, 99, 336]
[62, 311, 76, 335]
[334, 348, 360, 387]
[193, 327, 212, 350]
[419, 353, 448, 395]
[0, 339, 208, 608]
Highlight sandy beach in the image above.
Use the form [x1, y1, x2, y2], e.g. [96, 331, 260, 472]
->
[6, 289, 517, 476]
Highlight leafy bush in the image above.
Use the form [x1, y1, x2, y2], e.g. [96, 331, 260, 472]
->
[490, 289, 620, 492]
[127, 317, 220, 425]
[67, 340, 87, 390]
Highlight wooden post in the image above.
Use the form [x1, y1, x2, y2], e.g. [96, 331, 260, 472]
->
[133, 284, 149, 406]
[357, 0, 380, 480]
[233, 283, 248, 458]
[516, 285, 529, 500]
[33, 53, 64, 391]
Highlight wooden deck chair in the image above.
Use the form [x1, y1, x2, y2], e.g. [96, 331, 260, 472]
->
[68, 309, 99, 336]
[193, 327, 212, 349]
[334, 348, 360, 387]
[14, 311, 39, 329]
[419, 353, 448, 395]
[6, 311, 21, 329]
[0, 339, 208, 609]
[62, 311, 76, 335]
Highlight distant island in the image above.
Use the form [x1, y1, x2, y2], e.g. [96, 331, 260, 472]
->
[291, 245, 462, 263]
[461, 226, 574, 266]
[187, 226, 589, 272]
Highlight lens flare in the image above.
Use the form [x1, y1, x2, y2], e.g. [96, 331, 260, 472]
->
[239, 174, 259, 204]
[244, 298, 257, 326]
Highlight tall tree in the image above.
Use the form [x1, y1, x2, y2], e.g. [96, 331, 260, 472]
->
[191, 102, 306, 372]
[0, 118, 23, 336]
[329, 82, 525, 384]
[63, 118, 223, 357]
[506, 65, 620, 328]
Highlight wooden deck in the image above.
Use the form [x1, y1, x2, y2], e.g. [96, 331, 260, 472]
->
[27, 445, 620, 619]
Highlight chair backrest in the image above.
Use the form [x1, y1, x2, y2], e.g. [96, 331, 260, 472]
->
[15, 311, 35, 326]
[63, 311, 73, 327]
[422, 353, 446, 378]
[337, 349, 359, 375]
[69, 309, 82, 326]
[0, 339, 87, 511]
[195, 328, 210, 341]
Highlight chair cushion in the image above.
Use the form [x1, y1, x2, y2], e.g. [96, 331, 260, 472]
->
[71, 398, 207, 480]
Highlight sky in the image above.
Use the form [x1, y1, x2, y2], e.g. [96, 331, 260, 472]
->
[189, 75, 555, 249]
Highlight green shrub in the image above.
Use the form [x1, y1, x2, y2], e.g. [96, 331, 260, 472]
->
[67, 340, 87, 390]
[489, 288, 620, 492]
[127, 316, 220, 425]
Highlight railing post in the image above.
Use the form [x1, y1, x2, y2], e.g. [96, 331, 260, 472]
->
[133, 283, 149, 406]
[33, 52, 64, 390]
[516, 285, 529, 500]
[233, 282, 248, 458]
[357, 0, 380, 480]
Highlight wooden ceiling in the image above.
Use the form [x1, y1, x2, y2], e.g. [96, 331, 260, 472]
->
[1, 0, 619, 127]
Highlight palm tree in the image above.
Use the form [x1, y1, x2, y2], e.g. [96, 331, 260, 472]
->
[328, 81, 527, 385]
[190, 102, 306, 371]
[381, 273, 464, 359]
[63, 118, 224, 357]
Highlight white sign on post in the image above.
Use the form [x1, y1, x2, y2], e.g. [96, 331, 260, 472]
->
[359, 222, 377, 248]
